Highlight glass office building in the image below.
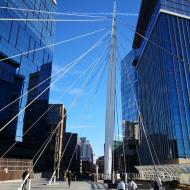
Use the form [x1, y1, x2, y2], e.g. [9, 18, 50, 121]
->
[121, 50, 138, 137]
[121, 50, 138, 122]
[133, 0, 190, 164]
[120, 50, 140, 172]
[0, 0, 56, 143]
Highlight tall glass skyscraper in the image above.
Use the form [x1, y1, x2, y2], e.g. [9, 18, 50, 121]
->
[120, 50, 140, 172]
[133, 0, 190, 164]
[121, 50, 139, 139]
[121, 50, 138, 123]
[0, 0, 56, 143]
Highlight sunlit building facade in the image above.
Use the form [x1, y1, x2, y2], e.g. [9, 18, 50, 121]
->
[46, 104, 67, 176]
[120, 50, 140, 172]
[0, 0, 56, 143]
[62, 133, 81, 178]
[121, 50, 138, 138]
[121, 50, 138, 122]
[134, 0, 190, 164]
[80, 137, 93, 162]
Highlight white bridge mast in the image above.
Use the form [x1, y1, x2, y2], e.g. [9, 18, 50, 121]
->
[104, 0, 116, 181]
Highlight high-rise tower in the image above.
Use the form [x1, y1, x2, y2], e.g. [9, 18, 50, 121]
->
[0, 0, 56, 144]
[133, 0, 190, 164]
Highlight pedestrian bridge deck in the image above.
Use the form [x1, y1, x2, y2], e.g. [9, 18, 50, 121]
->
[0, 179, 108, 190]
[0, 179, 154, 189]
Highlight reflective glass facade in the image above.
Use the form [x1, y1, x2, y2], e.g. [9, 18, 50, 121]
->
[134, 0, 190, 164]
[121, 51, 140, 172]
[0, 0, 56, 142]
[121, 50, 138, 139]
[121, 50, 138, 122]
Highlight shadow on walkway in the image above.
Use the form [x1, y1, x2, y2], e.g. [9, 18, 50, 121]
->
[86, 180, 108, 190]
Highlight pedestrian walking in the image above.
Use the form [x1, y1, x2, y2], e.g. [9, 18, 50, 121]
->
[22, 169, 30, 190]
[66, 170, 73, 187]
[128, 179, 137, 190]
[154, 180, 159, 190]
[117, 176, 126, 190]
[154, 177, 162, 190]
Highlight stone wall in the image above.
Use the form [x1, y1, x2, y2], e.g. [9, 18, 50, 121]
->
[0, 158, 33, 181]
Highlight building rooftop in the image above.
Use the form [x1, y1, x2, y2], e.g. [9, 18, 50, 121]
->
[133, 0, 158, 48]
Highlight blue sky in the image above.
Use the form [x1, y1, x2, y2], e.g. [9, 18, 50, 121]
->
[49, 0, 141, 159]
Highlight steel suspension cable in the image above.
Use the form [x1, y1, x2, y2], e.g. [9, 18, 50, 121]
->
[118, 34, 176, 180]
[118, 20, 186, 66]
[31, 45, 110, 161]
[19, 41, 106, 188]
[0, 31, 110, 134]
[115, 43, 142, 169]
[66, 143, 78, 172]
[49, 133, 74, 183]
[0, 28, 107, 113]
[18, 119, 61, 189]
[115, 54, 122, 139]
[79, 57, 107, 117]
[30, 55, 97, 159]
[78, 45, 110, 116]
[78, 52, 109, 119]
[65, 13, 138, 16]
[49, 47, 110, 181]
[117, 45, 158, 171]
[32, 40, 105, 166]
[2, 42, 102, 135]
[32, 120, 62, 160]
[22, 42, 110, 162]
[0, 28, 106, 64]
[94, 58, 108, 94]
[0, 6, 138, 17]
[120, 36, 174, 185]
[0, 6, 108, 19]
[117, 35, 161, 165]
[115, 55, 127, 180]
[94, 43, 111, 97]
[87, 46, 110, 87]
[135, 141, 142, 166]
[8, 42, 109, 160]
[117, 50, 142, 171]
[86, 57, 107, 86]
[0, 18, 111, 22]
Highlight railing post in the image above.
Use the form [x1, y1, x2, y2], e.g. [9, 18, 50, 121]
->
[48, 170, 56, 185]
[53, 175, 56, 183]
[28, 179, 31, 190]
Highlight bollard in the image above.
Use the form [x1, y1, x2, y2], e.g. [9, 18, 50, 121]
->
[48, 178, 52, 185]
[96, 165, 99, 181]
[125, 173, 128, 185]
[53, 175, 56, 184]
[18, 183, 23, 190]
[28, 179, 31, 190]
[112, 171, 115, 184]
[48, 170, 56, 185]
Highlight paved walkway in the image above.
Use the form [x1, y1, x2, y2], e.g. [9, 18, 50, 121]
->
[0, 179, 155, 190]
[0, 180, 108, 190]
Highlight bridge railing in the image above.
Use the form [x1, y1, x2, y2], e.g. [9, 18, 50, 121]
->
[180, 174, 190, 185]
[126, 172, 190, 185]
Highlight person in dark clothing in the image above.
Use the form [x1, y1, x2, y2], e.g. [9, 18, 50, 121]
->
[154, 180, 159, 190]
[117, 176, 126, 190]
[22, 169, 30, 190]
[66, 170, 73, 187]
